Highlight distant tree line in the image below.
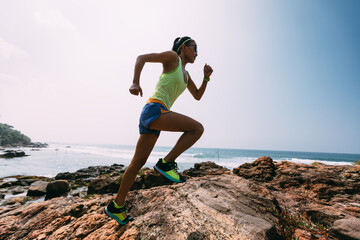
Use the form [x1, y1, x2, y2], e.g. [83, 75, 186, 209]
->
[0, 123, 31, 146]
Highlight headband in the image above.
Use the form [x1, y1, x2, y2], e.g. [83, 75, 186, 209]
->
[176, 38, 193, 53]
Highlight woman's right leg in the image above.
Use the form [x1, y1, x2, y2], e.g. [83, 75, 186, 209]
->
[114, 133, 158, 206]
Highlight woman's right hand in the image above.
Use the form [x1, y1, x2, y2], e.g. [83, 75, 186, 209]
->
[129, 83, 143, 97]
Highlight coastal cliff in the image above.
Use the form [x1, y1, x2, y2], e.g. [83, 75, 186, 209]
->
[0, 123, 47, 149]
[0, 158, 359, 240]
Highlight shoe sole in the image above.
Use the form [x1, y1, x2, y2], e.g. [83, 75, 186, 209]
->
[104, 207, 129, 225]
[154, 165, 183, 183]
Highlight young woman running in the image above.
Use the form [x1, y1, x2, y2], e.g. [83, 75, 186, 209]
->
[105, 36, 213, 225]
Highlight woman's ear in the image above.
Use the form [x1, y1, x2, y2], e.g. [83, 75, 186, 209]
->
[181, 44, 187, 53]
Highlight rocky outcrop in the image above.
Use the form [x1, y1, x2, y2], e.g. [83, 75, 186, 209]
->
[26, 180, 70, 200]
[46, 180, 70, 199]
[55, 164, 125, 185]
[27, 181, 48, 196]
[0, 150, 26, 158]
[0, 173, 281, 240]
[1, 165, 127, 207]
[26, 142, 48, 148]
[233, 156, 276, 181]
[183, 161, 230, 177]
[87, 175, 120, 195]
[329, 218, 360, 240]
[234, 156, 360, 239]
[1, 158, 360, 239]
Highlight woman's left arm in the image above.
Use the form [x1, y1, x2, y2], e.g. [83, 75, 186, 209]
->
[187, 64, 213, 101]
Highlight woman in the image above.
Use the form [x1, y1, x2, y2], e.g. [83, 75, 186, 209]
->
[105, 36, 213, 225]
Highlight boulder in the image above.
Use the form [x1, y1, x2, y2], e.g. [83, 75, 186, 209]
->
[11, 186, 25, 195]
[27, 181, 48, 196]
[0, 150, 26, 158]
[55, 172, 74, 180]
[330, 218, 360, 240]
[55, 164, 126, 184]
[2, 196, 28, 206]
[183, 161, 230, 177]
[233, 156, 276, 181]
[46, 180, 70, 199]
[87, 175, 120, 194]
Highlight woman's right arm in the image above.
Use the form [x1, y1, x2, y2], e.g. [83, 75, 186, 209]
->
[129, 51, 178, 97]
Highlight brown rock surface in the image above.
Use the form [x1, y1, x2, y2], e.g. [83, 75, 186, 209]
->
[233, 156, 276, 181]
[0, 174, 280, 240]
[27, 180, 48, 196]
[46, 180, 70, 199]
[1, 158, 359, 239]
[183, 161, 230, 177]
[329, 218, 360, 240]
[234, 157, 360, 239]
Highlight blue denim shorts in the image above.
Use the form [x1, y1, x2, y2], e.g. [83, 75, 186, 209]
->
[139, 102, 171, 136]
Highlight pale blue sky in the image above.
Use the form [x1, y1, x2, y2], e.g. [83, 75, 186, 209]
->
[0, 0, 359, 154]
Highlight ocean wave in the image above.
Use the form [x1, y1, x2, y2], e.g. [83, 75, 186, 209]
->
[49, 144, 134, 160]
[192, 152, 218, 159]
[276, 158, 353, 166]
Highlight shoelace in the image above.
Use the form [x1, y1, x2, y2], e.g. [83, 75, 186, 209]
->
[169, 162, 179, 172]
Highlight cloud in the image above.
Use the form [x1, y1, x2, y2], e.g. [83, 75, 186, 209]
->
[0, 38, 28, 60]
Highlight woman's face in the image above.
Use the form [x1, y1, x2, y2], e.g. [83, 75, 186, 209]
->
[185, 41, 198, 63]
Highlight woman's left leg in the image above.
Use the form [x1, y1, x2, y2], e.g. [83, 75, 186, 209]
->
[150, 111, 204, 162]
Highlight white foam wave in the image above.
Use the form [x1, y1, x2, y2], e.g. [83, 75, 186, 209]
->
[50, 144, 134, 159]
[281, 158, 353, 166]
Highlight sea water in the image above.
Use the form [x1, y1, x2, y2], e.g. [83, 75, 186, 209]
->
[1, 143, 359, 178]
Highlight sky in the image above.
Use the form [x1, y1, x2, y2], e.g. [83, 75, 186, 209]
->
[0, 0, 359, 154]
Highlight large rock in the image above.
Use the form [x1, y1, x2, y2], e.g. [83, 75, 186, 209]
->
[27, 181, 48, 196]
[0, 174, 281, 240]
[233, 156, 276, 181]
[233, 157, 360, 232]
[330, 218, 360, 240]
[87, 175, 120, 194]
[55, 164, 126, 183]
[183, 161, 230, 177]
[0, 150, 26, 158]
[46, 180, 70, 199]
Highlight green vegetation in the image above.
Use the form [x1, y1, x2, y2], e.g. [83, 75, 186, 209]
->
[353, 159, 360, 166]
[311, 162, 325, 166]
[266, 207, 334, 240]
[81, 194, 94, 200]
[118, 173, 124, 184]
[0, 123, 31, 146]
[138, 167, 150, 176]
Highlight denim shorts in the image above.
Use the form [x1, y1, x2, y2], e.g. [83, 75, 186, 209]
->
[139, 102, 171, 136]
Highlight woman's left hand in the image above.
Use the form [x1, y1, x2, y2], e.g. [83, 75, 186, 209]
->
[204, 64, 213, 79]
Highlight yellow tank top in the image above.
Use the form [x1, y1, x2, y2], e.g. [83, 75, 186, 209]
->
[148, 57, 188, 110]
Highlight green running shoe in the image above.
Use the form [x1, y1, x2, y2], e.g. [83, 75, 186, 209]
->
[104, 201, 133, 225]
[154, 158, 186, 183]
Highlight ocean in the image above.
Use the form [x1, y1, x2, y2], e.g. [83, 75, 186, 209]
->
[1, 143, 359, 178]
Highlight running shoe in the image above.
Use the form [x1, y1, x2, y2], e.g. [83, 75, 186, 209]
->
[104, 201, 133, 225]
[154, 158, 186, 183]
